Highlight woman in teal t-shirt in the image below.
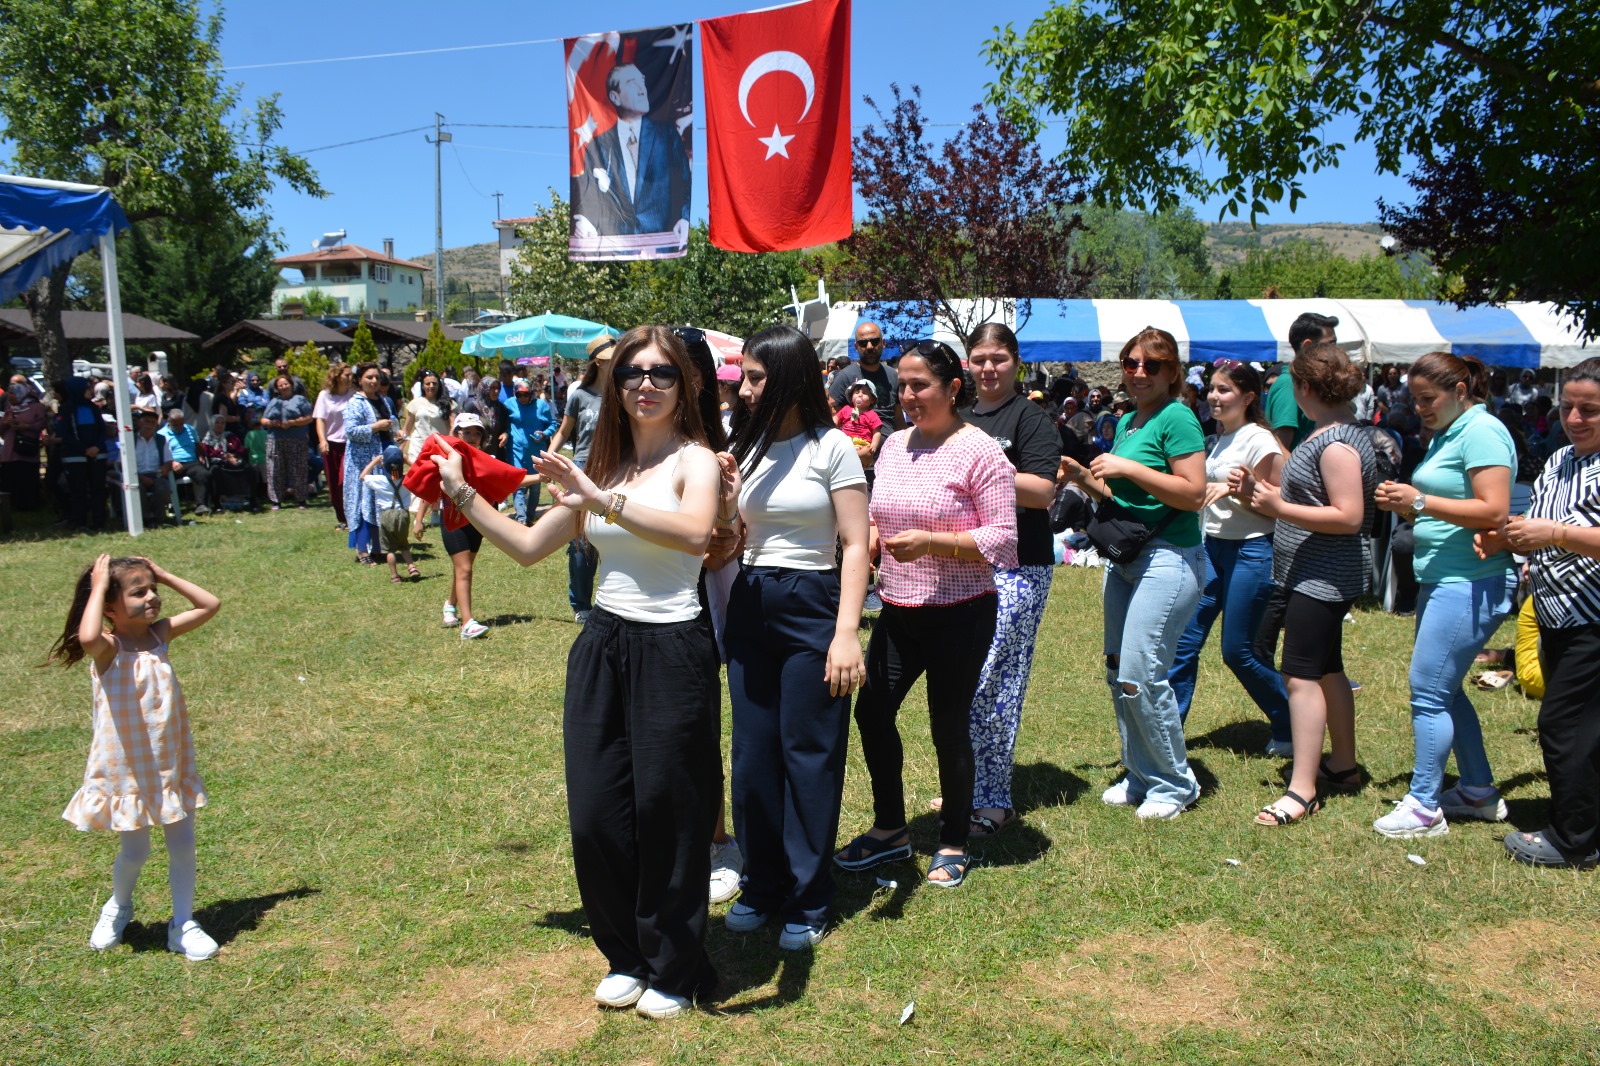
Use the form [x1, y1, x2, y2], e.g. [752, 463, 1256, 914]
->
[1373, 353, 1516, 839]
[1062, 327, 1207, 820]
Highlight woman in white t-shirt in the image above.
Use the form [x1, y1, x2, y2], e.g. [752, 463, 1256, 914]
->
[711, 325, 869, 951]
[1166, 359, 1291, 753]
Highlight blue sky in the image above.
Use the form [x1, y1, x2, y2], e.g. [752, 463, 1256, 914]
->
[216, 0, 1412, 264]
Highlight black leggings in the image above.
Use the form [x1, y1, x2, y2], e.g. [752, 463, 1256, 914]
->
[1538, 622, 1600, 858]
[852, 596, 998, 849]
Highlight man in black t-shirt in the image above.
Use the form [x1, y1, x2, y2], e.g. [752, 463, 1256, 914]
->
[827, 320, 899, 427]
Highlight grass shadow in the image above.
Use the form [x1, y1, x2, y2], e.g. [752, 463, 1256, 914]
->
[124, 886, 319, 951]
[1505, 796, 1551, 829]
[1188, 717, 1272, 757]
[531, 906, 590, 939]
[1189, 756, 1220, 798]
[1012, 760, 1090, 812]
[481, 613, 536, 627]
[710, 942, 814, 1013]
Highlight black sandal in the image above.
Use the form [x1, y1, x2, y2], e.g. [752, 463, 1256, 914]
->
[834, 830, 912, 871]
[1317, 756, 1364, 793]
[1255, 789, 1324, 826]
[926, 851, 972, 888]
[968, 808, 1015, 838]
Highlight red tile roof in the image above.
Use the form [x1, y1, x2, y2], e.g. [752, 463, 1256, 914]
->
[273, 244, 431, 270]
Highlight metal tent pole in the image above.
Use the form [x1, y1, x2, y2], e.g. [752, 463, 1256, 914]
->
[100, 232, 143, 535]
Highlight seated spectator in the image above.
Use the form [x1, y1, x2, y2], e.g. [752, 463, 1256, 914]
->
[158, 408, 210, 516]
[199, 413, 254, 510]
[131, 409, 173, 522]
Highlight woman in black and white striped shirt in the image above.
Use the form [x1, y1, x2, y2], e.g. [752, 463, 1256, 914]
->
[1479, 357, 1600, 869]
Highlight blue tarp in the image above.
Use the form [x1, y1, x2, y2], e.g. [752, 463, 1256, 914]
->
[0, 180, 129, 304]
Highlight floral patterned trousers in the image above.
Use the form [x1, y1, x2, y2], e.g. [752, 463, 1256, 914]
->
[969, 565, 1054, 810]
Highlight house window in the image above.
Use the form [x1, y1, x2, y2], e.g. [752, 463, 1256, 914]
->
[337, 297, 349, 312]
[378, 299, 389, 311]
[372, 264, 392, 284]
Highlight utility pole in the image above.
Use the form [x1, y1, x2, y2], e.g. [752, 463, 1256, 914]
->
[493, 191, 504, 220]
[425, 113, 451, 322]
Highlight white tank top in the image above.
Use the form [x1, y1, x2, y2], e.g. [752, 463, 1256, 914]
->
[590, 442, 705, 623]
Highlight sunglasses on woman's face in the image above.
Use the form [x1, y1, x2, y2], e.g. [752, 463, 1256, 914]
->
[614, 364, 682, 391]
[1121, 357, 1167, 374]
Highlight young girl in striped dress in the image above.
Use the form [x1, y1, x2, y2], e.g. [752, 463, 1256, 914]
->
[48, 555, 223, 960]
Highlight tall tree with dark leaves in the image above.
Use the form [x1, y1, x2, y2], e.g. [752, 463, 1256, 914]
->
[984, 1, 1600, 336]
[0, 0, 323, 382]
[832, 86, 1091, 344]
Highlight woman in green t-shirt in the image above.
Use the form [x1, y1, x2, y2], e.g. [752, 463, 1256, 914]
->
[1061, 327, 1207, 820]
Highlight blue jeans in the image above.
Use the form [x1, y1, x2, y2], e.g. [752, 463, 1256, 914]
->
[1407, 571, 1517, 809]
[567, 537, 598, 614]
[1103, 540, 1206, 806]
[1169, 536, 1291, 742]
[513, 484, 538, 524]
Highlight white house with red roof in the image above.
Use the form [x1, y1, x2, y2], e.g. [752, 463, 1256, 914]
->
[493, 216, 541, 284]
[273, 238, 430, 314]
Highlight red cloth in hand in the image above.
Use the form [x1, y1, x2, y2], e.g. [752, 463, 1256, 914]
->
[403, 434, 527, 530]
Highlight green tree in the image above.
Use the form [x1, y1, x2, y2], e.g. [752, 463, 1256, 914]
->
[403, 319, 470, 392]
[347, 317, 380, 367]
[284, 340, 329, 398]
[288, 289, 341, 318]
[0, 0, 323, 382]
[1223, 239, 1437, 301]
[1072, 206, 1215, 299]
[506, 191, 645, 329]
[984, 1, 1600, 335]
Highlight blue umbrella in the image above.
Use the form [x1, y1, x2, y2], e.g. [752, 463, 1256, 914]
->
[460, 312, 618, 360]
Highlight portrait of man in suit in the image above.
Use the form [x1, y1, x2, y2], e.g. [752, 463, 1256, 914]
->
[572, 60, 692, 254]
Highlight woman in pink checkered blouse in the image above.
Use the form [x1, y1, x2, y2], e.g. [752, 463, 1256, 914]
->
[834, 340, 1017, 889]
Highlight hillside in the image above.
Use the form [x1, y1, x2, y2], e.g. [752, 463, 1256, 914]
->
[406, 241, 503, 300]
[1205, 221, 1386, 269]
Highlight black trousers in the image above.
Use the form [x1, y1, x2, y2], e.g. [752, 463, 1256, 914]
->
[726, 567, 851, 925]
[563, 607, 720, 998]
[62, 457, 107, 529]
[1538, 622, 1600, 858]
[852, 596, 998, 849]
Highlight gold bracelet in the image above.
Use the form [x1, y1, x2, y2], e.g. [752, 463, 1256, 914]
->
[1555, 522, 1569, 548]
[603, 491, 627, 525]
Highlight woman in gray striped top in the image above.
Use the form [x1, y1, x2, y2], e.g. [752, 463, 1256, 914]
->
[1230, 343, 1378, 826]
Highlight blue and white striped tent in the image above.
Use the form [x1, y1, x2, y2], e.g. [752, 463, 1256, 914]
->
[1014, 299, 1593, 368]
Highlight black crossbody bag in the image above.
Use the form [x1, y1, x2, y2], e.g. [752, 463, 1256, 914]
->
[1085, 496, 1178, 565]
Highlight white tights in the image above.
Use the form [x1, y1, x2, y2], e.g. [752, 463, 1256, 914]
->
[110, 814, 197, 924]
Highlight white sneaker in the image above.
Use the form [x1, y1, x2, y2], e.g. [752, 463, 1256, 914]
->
[442, 603, 460, 627]
[594, 972, 645, 1008]
[778, 922, 825, 950]
[635, 987, 691, 1019]
[1373, 795, 1449, 839]
[1101, 779, 1141, 807]
[1439, 786, 1509, 822]
[1135, 799, 1186, 821]
[167, 919, 219, 960]
[460, 619, 488, 640]
[709, 838, 743, 904]
[1263, 738, 1295, 759]
[89, 901, 132, 951]
[724, 901, 767, 932]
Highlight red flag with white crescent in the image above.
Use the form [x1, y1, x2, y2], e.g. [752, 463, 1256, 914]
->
[701, 0, 852, 252]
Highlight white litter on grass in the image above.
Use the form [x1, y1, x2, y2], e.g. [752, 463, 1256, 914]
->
[1224, 858, 1241, 866]
[297, 675, 306, 682]
[899, 1001, 915, 1026]
[1407, 854, 1427, 866]
[875, 876, 898, 888]
[235, 520, 242, 524]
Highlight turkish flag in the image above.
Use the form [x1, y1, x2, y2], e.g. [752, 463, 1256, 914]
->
[701, 0, 852, 252]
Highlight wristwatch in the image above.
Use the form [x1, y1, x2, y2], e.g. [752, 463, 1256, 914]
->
[1408, 493, 1427, 520]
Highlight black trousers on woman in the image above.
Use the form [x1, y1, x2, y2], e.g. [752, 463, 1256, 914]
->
[726, 566, 852, 926]
[563, 607, 720, 999]
[1538, 622, 1600, 859]
[852, 596, 998, 850]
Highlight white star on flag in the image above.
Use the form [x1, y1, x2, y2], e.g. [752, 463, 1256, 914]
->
[758, 124, 795, 159]
[653, 24, 691, 63]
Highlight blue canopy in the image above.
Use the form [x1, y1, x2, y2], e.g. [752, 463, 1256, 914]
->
[460, 313, 619, 360]
[0, 178, 129, 304]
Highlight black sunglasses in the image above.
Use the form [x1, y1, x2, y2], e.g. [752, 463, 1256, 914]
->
[1121, 356, 1169, 374]
[670, 326, 707, 346]
[614, 364, 682, 390]
[856, 336, 884, 347]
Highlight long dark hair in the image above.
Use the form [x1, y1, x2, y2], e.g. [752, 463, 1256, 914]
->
[417, 369, 453, 421]
[1211, 360, 1271, 430]
[45, 557, 155, 667]
[732, 326, 833, 475]
[902, 339, 975, 409]
[585, 326, 710, 494]
[677, 330, 729, 452]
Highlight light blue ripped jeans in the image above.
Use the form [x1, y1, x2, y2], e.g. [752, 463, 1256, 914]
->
[1103, 540, 1207, 807]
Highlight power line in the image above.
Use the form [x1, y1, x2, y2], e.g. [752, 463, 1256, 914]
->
[447, 141, 495, 199]
[294, 126, 433, 154]
[224, 36, 565, 72]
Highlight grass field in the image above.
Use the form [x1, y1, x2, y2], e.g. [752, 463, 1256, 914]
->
[3, 505, 1597, 1065]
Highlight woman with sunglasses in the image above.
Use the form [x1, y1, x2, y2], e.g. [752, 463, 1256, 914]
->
[1060, 327, 1207, 820]
[430, 325, 721, 1019]
[1166, 359, 1292, 755]
[715, 325, 869, 949]
[835, 340, 1017, 888]
[314, 364, 355, 530]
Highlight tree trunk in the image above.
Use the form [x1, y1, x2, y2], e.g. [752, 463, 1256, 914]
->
[23, 261, 73, 387]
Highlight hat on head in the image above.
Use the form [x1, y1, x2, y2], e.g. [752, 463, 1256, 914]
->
[1028, 390, 1045, 401]
[1112, 391, 1132, 406]
[715, 364, 742, 383]
[382, 445, 404, 468]
[849, 379, 877, 401]
[453, 412, 484, 433]
[587, 334, 617, 361]
[514, 380, 532, 394]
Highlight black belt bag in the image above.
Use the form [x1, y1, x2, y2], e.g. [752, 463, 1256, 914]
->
[1085, 497, 1177, 565]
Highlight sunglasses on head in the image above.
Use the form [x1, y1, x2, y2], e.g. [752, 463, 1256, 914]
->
[613, 364, 682, 390]
[670, 326, 707, 347]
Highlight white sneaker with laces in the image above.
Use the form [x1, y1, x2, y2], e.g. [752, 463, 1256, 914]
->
[1135, 799, 1186, 821]
[594, 972, 645, 1008]
[778, 922, 825, 950]
[635, 988, 691, 1019]
[709, 838, 743, 904]
[167, 919, 219, 960]
[1101, 779, 1141, 807]
[1439, 785, 1508, 822]
[1373, 794, 1449, 839]
[724, 901, 767, 932]
[89, 901, 132, 951]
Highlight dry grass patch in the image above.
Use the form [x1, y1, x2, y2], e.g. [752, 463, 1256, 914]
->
[390, 943, 602, 1059]
[1428, 918, 1600, 1023]
[1020, 921, 1268, 1040]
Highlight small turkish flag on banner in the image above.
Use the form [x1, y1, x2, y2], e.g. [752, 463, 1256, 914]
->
[701, 0, 852, 252]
